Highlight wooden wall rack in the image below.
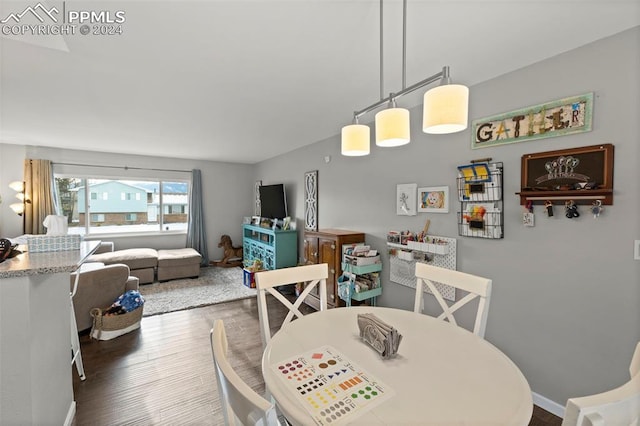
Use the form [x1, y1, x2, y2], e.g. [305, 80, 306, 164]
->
[516, 144, 614, 205]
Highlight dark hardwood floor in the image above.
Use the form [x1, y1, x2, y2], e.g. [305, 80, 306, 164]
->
[73, 297, 562, 425]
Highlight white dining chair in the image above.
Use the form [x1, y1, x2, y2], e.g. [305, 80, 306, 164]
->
[414, 263, 492, 338]
[255, 263, 328, 350]
[562, 342, 640, 426]
[210, 319, 281, 426]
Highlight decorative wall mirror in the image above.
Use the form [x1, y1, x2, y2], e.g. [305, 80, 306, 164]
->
[255, 180, 262, 216]
[304, 170, 318, 231]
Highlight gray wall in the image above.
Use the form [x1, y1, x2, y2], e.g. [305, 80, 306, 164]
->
[0, 143, 27, 235]
[0, 145, 254, 261]
[253, 27, 640, 409]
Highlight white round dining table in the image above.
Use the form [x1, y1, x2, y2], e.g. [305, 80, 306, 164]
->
[262, 306, 533, 425]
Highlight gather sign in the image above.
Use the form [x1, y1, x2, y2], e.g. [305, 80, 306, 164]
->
[471, 93, 593, 149]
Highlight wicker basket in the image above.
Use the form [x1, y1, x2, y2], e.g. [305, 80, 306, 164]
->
[90, 306, 143, 341]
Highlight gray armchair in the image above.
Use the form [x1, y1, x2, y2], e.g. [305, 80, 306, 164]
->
[71, 263, 140, 332]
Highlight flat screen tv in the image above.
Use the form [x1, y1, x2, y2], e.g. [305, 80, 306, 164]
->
[259, 184, 288, 219]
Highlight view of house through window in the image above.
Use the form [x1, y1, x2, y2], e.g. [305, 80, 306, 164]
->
[55, 177, 189, 235]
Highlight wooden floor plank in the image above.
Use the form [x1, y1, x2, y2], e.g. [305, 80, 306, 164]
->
[73, 296, 561, 425]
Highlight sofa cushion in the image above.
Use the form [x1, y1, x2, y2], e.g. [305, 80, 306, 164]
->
[89, 248, 158, 270]
[131, 268, 155, 285]
[157, 248, 202, 267]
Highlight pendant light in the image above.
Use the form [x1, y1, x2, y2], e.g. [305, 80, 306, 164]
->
[341, 0, 385, 157]
[423, 67, 469, 134]
[341, 116, 370, 156]
[375, 98, 410, 147]
[340, 0, 469, 156]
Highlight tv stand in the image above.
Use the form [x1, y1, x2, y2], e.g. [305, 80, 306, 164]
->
[242, 224, 297, 270]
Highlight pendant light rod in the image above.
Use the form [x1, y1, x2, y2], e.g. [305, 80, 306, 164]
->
[353, 66, 449, 119]
[379, 0, 384, 100]
[402, 0, 407, 90]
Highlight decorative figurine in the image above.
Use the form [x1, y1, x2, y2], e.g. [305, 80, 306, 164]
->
[217, 234, 243, 264]
[565, 200, 580, 219]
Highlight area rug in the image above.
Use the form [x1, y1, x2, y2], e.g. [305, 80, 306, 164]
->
[139, 266, 256, 317]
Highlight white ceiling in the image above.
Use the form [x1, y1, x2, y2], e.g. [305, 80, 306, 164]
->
[1, 0, 638, 164]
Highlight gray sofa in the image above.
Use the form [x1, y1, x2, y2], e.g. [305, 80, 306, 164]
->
[71, 263, 139, 332]
[87, 247, 201, 284]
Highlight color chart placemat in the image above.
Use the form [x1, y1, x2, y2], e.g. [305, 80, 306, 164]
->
[271, 345, 394, 425]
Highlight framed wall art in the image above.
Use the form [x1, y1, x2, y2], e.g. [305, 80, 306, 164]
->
[418, 186, 450, 213]
[396, 183, 417, 216]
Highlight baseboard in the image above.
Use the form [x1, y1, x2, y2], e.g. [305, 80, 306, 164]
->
[64, 401, 76, 426]
[533, 392, 565, 418]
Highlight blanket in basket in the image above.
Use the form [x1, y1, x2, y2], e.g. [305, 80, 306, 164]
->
[90, 290, 145, 340]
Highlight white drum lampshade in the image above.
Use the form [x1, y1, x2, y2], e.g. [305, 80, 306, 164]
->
[341, 124, 370, 156]
[375, 107, 410, 147]
[423, 84, 469, 134]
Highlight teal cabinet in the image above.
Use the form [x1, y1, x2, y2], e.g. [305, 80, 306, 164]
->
[242, 224, 297, 270]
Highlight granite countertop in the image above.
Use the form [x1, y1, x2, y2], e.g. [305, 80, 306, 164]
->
[0, 241, 101, 279]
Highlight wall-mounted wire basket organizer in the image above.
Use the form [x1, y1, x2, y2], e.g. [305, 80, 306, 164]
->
[456, 162, 504, 239]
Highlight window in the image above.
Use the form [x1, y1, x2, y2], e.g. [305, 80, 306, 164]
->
[164, 204, 186, 214]
[91, 214, 105, 222]
[54, 176, 190, 236]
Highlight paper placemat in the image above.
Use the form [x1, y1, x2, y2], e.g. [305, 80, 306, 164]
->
[271, 345, 394, 425]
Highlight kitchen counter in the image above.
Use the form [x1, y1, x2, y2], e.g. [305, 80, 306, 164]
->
[0, 241, 100, 279]
[0, 240, 100, 426]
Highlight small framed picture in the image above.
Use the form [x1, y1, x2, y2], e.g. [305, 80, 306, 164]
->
[396, 183, 417, 216]
[418, 186, 449, 213]
[251, 215, 261, 225]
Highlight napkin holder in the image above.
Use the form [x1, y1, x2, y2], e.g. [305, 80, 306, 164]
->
[357, 313, 402, 359]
